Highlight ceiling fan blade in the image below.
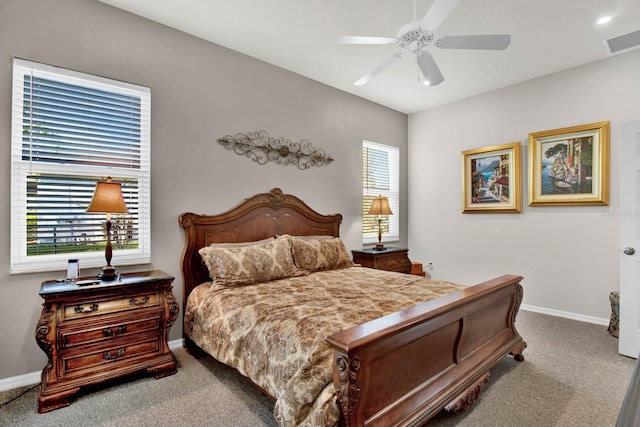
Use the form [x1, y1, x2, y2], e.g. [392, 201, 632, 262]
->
[437, 34, 511, 50]
[338, 36, 397, 45]
[354, 52, 403, 86]
[421, 0, 461, 30]
[417, 52, 444, 86]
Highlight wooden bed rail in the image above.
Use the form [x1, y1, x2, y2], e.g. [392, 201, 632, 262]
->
[326, 274, 526, 427]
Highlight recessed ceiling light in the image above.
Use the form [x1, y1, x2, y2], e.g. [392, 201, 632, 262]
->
[597, 16, 612, 25]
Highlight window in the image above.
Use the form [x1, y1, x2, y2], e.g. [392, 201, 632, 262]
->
[10, 58, 151, 273]
[362, 140, 399, 245]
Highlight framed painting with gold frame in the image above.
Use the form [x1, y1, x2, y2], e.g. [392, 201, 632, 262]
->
[528, 121, 609, 206]
[462, 142, 522, 213]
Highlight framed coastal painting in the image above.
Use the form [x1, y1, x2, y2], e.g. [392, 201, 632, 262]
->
[528, 121, 610, 206]
[462, 142, 522, 213]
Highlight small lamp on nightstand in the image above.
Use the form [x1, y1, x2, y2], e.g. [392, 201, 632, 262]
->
[86, 177, 129, 281]
[367, 195, 393, 251]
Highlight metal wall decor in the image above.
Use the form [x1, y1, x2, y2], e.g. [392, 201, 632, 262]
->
[217, 130, 334, 170]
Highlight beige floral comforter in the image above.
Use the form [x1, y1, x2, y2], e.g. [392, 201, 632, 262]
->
[184, 266, 464, 427]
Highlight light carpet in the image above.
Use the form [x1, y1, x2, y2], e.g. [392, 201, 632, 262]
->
[1, 311, 635, 426]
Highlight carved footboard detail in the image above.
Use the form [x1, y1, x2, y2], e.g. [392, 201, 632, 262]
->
[510, 340, 527, 362]
[335, 355, 361, 426]
[509, 283, 527, 362]
[444, 372, 490, 412]
[327, 274, 526, 427]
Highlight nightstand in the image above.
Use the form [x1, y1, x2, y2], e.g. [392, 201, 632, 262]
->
[352, 247, 412, 274]
[35, 270, 179, 413]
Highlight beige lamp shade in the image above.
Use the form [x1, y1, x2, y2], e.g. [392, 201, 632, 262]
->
[86, 177, 129, 214]
[367, 196, 393, 216]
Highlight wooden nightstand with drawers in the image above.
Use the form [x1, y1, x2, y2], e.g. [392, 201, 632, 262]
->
[352, 247, 412, 274]
[35, 270, 179, 413]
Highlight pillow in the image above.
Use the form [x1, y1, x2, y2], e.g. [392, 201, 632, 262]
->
[282, 234, 334, 241]
[199, 235, 301, 287]
[290, 236, 355, 272]
[205, 237, 274, 248]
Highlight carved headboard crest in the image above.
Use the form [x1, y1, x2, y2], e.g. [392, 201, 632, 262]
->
[259, 187, 286, 208]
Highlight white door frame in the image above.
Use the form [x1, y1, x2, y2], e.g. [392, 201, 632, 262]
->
[619, 120, 640, 358]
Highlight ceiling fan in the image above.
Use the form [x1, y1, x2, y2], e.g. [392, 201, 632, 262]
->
[338, 0, 511, 87]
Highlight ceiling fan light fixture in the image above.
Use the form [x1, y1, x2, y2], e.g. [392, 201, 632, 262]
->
[337, 0, 510, 86]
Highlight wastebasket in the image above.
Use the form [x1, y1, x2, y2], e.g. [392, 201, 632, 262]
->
[608, 291, 619, 337]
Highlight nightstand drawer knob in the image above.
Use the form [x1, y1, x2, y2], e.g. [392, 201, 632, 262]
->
[103, 348, 125, 360]
[74, 303, 99, 314]
[103, 325, 127, 337]
[129, 296, 150, 306]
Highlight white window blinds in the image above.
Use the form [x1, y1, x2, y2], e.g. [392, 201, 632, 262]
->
[11, 58, 151, 273]
[362, 140, 399, 245]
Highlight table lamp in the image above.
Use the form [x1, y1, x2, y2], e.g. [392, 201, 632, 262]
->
[367, 195, 393, 251]
[86, 177, 129, 281]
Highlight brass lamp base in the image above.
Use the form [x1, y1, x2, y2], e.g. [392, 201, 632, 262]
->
[98, 265, 118, 282]
[374, 243, 386, 251]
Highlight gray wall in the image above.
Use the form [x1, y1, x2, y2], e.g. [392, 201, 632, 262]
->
[0, 0, 407, 379]
[408, 49, 640, 321]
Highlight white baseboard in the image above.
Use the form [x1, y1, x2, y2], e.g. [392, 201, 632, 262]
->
[0, 339, 184, 393]
[0, 371, 41, 393]
[168, 338, 184, 349]
[521, 304, 610, 326]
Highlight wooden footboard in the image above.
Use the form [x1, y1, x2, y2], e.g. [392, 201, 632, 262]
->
[326, 274, 526, 427]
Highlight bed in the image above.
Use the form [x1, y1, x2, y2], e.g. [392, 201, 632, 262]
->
[179, 188, 526, 426]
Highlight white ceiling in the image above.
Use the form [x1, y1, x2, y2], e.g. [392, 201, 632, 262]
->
[98, 0, 640, 114]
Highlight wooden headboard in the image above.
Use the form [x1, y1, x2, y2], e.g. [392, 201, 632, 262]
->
[178, 188, 342, 307]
